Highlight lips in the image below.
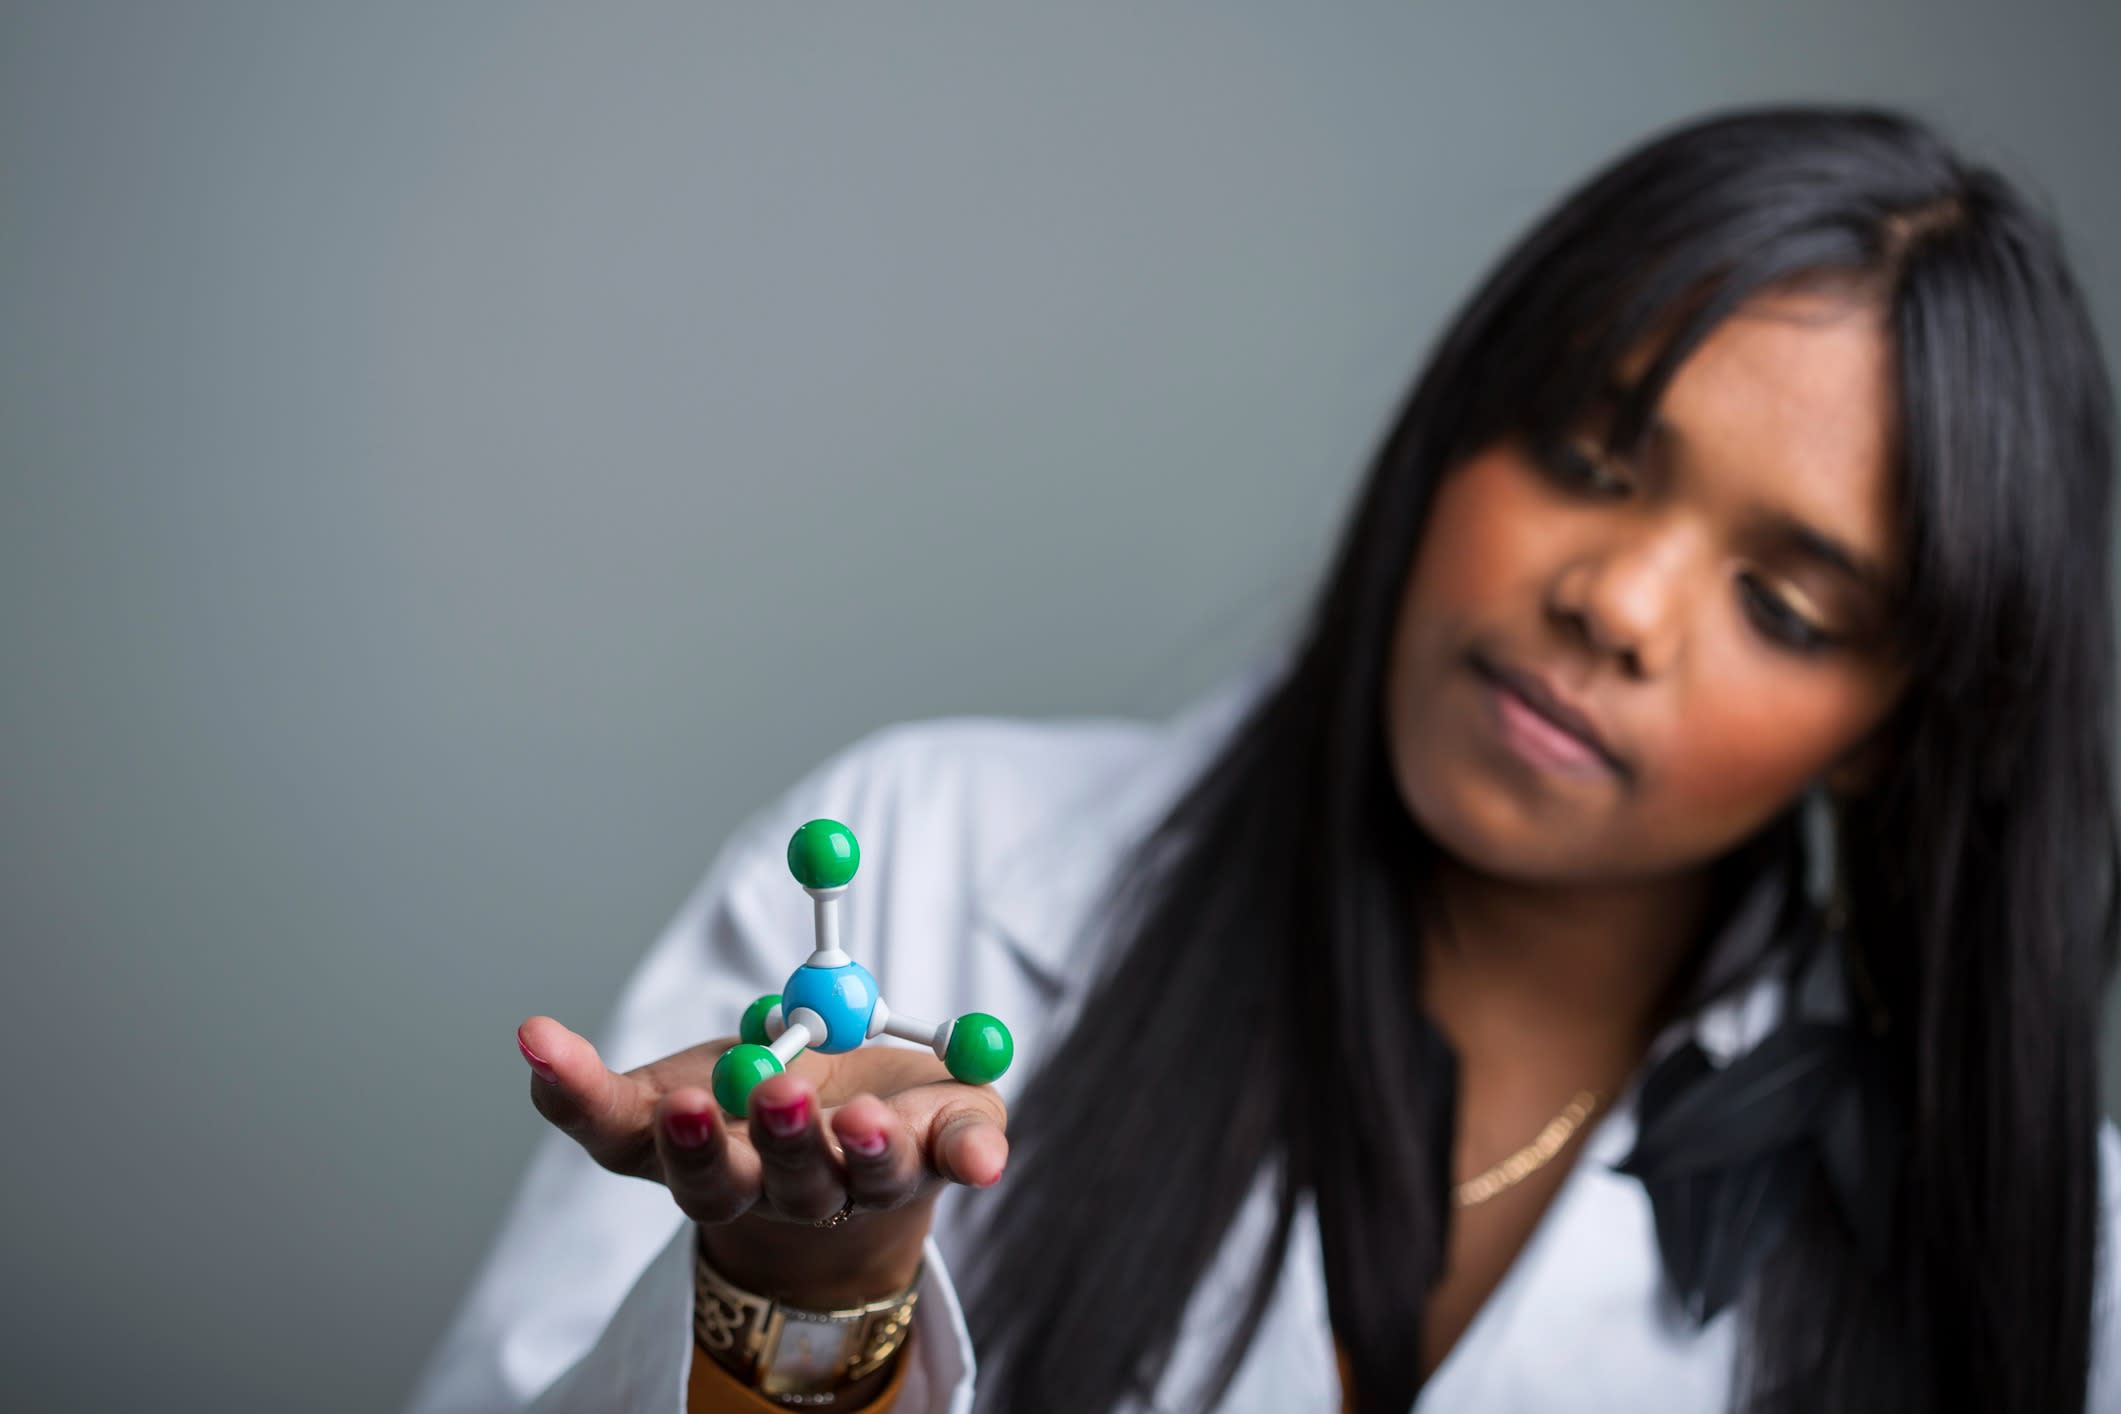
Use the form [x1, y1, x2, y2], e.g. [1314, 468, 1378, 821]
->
[1473, 652, 1628, 777]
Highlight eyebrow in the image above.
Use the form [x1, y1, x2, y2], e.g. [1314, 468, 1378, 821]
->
[1594, 380, 1895, 604]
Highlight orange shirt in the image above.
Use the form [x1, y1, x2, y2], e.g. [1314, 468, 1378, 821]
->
[686, 1332, 1360, 1411]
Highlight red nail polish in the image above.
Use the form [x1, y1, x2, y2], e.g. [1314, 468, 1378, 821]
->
[517, 1035, 559, 1083]
[666, 1110, 713, 1149]
[845, 1129, 886, 1157]
[755, 1095, 809, 1137]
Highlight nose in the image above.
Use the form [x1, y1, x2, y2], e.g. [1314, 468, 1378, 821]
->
[1547, 531, 1690, 678]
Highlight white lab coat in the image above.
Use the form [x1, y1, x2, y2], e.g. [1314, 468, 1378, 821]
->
[407, 658, 2121, 1414]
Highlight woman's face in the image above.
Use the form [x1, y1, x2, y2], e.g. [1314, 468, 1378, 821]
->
[1384, 288, 1911, 884]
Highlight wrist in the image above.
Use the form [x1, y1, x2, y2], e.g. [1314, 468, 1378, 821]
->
[696, 1209, 929, 1310]
[692, 1224, 922, 1406]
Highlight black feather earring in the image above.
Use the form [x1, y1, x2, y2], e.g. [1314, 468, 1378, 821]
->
[1616, 785, 1903, 1321]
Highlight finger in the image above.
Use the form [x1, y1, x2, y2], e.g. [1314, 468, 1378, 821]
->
[931, 1107, 1010, 1188]
[517, 1016, 660, 1178]
[747, 1071, 849, 1222]
[893, 1080, 1010, 1189]
[653, 1086, 764, 1224]
[829, 1093, 924, 1212]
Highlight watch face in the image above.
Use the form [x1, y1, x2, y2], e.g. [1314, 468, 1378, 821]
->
[759, 1316, 861, 1395]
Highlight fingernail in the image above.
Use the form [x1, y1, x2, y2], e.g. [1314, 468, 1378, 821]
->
[845, 1129, 886, 1157]
[666, 1109, 713, 1149]
[755, 1095, 809, 1137]
[517, 1035, 559, 1083]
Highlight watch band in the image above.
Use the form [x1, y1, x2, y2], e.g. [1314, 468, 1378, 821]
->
[691, 1228, 921, 1404]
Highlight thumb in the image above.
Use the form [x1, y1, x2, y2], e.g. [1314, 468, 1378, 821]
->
[517, 1016, 659, 1177]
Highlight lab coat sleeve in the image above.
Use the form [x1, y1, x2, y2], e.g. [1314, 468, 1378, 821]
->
[2092, 1119, 2121, 1412]
[403, 733, 979, 1414]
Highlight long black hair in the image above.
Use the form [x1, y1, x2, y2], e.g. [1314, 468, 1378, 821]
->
[960, 104, 2119, 1413]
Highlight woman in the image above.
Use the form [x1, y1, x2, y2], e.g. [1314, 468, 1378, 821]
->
[408, 104, 2121, 1413]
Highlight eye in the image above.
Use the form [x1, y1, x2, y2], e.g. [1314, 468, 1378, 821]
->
[1538, 439, 1633, 498]
[1740, 573, 1835, 654]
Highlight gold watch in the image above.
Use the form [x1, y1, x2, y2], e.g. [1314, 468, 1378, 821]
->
[691, 1229, 920, 1405]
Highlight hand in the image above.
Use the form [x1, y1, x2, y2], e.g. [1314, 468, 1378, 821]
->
[516, 1015, 1009, 1308]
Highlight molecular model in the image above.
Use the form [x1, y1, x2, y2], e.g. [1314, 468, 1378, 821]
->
[709, 817, 1015, 1118]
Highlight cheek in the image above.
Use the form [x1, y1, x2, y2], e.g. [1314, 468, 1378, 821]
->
[1650, 662, 1876, 829]
[1398, 455, 1551, 645]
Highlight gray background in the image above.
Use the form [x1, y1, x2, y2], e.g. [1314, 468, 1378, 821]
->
[4, 3, 2117, 1408]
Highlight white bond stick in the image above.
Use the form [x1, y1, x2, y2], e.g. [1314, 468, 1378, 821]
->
[807, 886, 851, 968]
[881, 1009, 954, 1060]
[770, 1007, 826, 1065]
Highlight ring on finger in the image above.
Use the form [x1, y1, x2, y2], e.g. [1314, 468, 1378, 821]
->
[812, 1193, 857, 1228]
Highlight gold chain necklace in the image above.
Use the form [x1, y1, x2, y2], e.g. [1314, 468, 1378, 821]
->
[1452, 1089, 1604, 1208]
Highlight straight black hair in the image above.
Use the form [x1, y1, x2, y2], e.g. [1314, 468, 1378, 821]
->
[961, 104, 2118, 1413]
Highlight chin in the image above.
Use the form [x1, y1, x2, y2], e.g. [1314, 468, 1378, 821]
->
[1391, 749, 1612, 884]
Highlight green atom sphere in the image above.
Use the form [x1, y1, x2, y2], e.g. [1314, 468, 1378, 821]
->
[739, 994, 781, 1047]
[944, 1012, 1014, 1085]
[787, 818, 860, 890]
[712, 1043, 784, 1117]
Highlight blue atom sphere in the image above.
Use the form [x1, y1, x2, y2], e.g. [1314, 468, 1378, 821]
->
[787, 818, 860, 890]
[778, 959, 878, 1053]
